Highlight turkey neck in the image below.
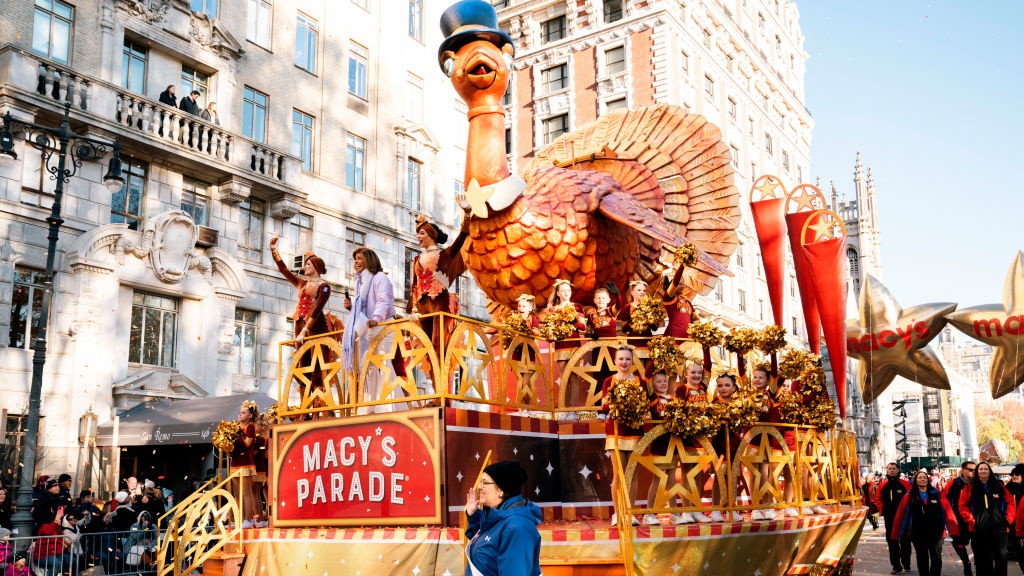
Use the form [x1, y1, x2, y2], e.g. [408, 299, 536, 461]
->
[464, 109, 511, 188]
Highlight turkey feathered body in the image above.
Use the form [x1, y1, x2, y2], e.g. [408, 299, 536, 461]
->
[465, 166, 641, 309]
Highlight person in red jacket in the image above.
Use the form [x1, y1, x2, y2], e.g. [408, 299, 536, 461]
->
[1016, 486, 1024, 574]
[891, 470, 960, 576]
[876, 462, 913, 574]
[958, 462, 1017, 576]
[942, 461, 976, 576]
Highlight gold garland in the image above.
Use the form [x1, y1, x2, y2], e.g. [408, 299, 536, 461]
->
[499, 312, 531, 348]
[630, 295, 666, 333]
[724, 327, 758, 354]
[607, 378, 648, 429]
[647, 335, 684, 375]
[689, 320, 723, 349]
[722, 387, 765, 429]
[266, 403, 279, 423]
[212, 420, 242, 453]
[673, 243, 699, 268]
[756, 325, 787, 355]
[663, 399, 723, 439]
[778, 348, 820, 380]
[541, 305, 579, 341]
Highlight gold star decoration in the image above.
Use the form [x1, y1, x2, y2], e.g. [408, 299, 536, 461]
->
[785, 183, 826, 214]
[751, 175, 785, 201]
[946, 251, 1024, 399]
[845, 274, 955, 403]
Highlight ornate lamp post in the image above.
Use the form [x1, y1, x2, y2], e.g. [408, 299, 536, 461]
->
[0, 103, 123, 539]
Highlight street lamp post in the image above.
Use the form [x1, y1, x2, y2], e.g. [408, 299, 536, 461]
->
[0, 103, 123, 540]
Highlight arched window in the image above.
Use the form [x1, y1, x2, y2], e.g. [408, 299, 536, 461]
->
[847, 247, 860, 291]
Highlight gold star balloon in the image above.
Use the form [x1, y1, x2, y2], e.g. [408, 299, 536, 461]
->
[947, 251, 1024, 399]
[845, 275, 956, 404]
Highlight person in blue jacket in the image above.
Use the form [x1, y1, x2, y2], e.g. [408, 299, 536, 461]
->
[464, 460, 541, 576]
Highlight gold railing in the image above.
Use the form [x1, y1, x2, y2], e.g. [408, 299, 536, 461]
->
[276, 312, 722, 419]
[156, 470, 246, 576]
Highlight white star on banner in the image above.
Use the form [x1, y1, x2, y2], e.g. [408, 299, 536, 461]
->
[475, 452, 481, 460]
[457, 471, 464, 482]
[513, 446, 518, 455]
[308, 551, 314, 559]
[529, 454, 534, 460]
[754, 570, 762, 576]
[375, 427, 383, 436]
[442, 571, 453, 576]
[546, 462, 554, 475]
[671, 563, 680, 572]
[412, 567, 421, 576]
[579, 465, 592, 479]
[534, 486, 541, 495]
[424, 495, 431, 503]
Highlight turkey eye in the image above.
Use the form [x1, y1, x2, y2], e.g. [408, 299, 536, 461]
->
[443, 58, 455, 77]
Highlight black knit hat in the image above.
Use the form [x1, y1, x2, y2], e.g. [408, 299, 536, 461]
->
[483, 460, 528, 498]
[58, 473, 72, 483]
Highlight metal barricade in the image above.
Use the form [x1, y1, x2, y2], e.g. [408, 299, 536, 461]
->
[1, 529, 158, 576]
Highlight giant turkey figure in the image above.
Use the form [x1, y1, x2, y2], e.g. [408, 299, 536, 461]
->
[439, 0, 740, 311]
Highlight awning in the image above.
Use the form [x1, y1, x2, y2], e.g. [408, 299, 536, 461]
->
[96, 394, 277, 447]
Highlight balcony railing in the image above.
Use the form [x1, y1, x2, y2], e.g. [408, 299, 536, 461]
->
[1, 48, 300, 188]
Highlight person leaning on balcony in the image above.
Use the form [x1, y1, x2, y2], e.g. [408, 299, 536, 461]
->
[201, 101, 221, 125]
[179, 90, 201, 116]
[158, 84, 178, 107]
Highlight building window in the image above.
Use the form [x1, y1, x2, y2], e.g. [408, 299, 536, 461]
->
[543, 114, 569, 144]
[238, 199, 265, 263]
[246, 0, 273, 48]
[764, 132, 773, 155]
[541, 64, 568, 93]
[406, 73, 424, 123]
[680, 50, 689, 72]
[404, 247, 420, 302]
[32, 0, 73, 64]
[404, 159, 422, 210]
[727, 97, 736, 119]
[605, 98, 627, 113]
[730, 144, 739, 168]
[604, 45, 625, 75]
[295, 12, 318, 74]
[782, 150, 790, 171]
[409, 0, 424, 41]
[713, 282, 723, 302]
[291, 110, 314, 173]
[848, 247, 859, 279]
[345, 133, 366, 191]
[493, 0, 508, 7]
[346, 228, 366, 248]
[0, 414, 30, 487]
[790, 276, 796, 297]
[180, 66, 209, 106]
[738, 289, 747, 312]
[242, 86, 268, 143]
[111, 159, 146, 231]
[180, 178, 209, 226]
[758, 299, 765, 321]
[603, 0, 623, 23]
[8, 267, 45, 349]
[348, 42, 368, 99]
[285, 214, 314, 260]
[233, 309, 258, 377]
[21, 145, 58, 207]
[750, 161, 757, 178]
[735, 244, 744, 267]
[748, 116, 754, 136]
[190, 0, 218, 17]
[121, 40, 147, 94]
[504, 127, 512, 155]
[542, 16, 566, 43]
[501, 81, 513, 106]
[129, 292, 178, 368]
[792, 316, 799, 336]
[704, 74, 714, 97]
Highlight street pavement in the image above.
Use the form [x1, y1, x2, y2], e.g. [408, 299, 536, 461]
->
[851, 523, 1024, 576]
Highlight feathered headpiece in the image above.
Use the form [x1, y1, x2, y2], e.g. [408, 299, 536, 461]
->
[241, 399, 258, 415]
[415, 214, 448, 244]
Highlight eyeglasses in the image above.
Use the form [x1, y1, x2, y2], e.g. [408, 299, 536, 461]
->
[965, 468, 976, 472]
[479, 481, 496, 487]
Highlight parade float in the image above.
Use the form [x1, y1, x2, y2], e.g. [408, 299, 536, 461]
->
[150, 2, 878, 575]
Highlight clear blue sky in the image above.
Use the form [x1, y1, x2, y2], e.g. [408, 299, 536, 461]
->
[798, 2, 1023, 309]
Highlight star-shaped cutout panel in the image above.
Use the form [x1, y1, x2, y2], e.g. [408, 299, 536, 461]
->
[947, 251, 1024, 398]
[750, 174, 786, 201]
[785, 183, 826, 214]
[845, 274, 955, 403]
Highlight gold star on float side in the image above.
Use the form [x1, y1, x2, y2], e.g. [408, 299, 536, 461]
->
[947, 251, 1024, 399]
[845, 274, 955, 404]
[289, 342, 342, 409]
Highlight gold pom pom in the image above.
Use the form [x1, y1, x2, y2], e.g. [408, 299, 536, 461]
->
[663, 399, 723, 439]
[647, 335, 684, 375]
[724, 327, 759, 355]
[756, 325, 787, 355]
[673, 243, 699, 268]
[722, 387, 765, 429]
[212, 420, 242, 453]
[607, 378, 648, 429]
[778, 348, 820, 380]
[630, 295, 666, 334]
[689, 320, 723, 349]
[541, 305, 580, 341]
[500, 312, 531, 348]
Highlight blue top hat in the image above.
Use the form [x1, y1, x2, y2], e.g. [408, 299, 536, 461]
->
[438, 0, 515, 72]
